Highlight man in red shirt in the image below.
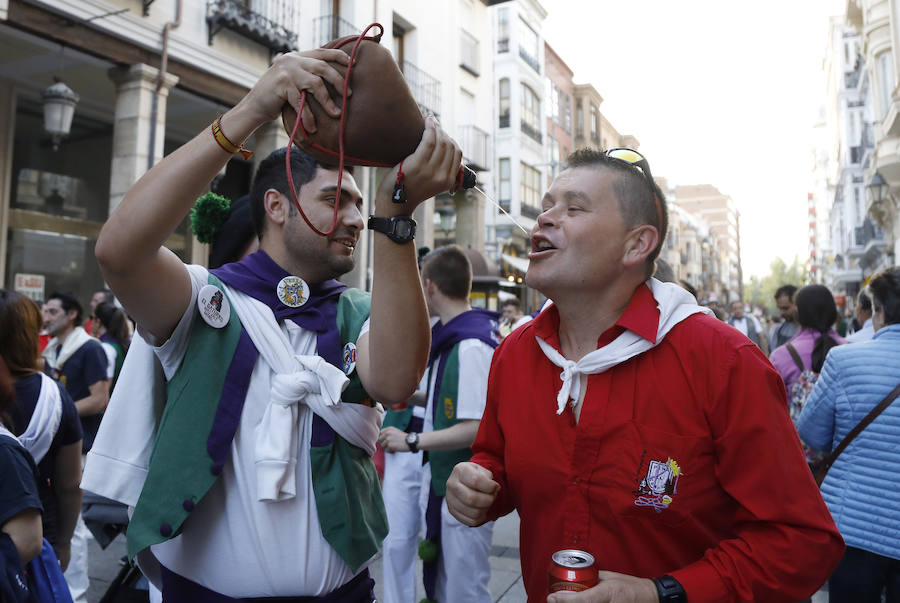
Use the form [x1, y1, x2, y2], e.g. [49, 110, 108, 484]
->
[445, 148, 844, 603]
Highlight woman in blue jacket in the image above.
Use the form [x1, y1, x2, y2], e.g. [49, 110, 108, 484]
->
[797, 267, 900, 602]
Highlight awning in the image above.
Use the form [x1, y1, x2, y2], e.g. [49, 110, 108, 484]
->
[501, 253, 530, 273]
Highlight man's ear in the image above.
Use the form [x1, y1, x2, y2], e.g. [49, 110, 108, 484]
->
[263, 189, 290, 227]
[622, 224, 659, 268]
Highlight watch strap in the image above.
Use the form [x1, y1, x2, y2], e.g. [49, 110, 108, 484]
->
[652, 575, 687, 602]
[406, 432, 419, 453]
[367, 215, 416, 244]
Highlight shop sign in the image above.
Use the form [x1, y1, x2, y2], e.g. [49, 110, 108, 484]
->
[14, 273, 45, 302]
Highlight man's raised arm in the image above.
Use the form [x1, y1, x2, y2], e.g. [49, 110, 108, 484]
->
[95, 50, 351, 341]
[356, 117, 462, 405]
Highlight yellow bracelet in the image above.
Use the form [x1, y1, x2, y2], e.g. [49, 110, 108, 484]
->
[211, 116, 253, 160]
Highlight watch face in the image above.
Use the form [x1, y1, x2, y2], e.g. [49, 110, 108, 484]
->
[406, 432, 417, 444]
[395, 221, 413, 238]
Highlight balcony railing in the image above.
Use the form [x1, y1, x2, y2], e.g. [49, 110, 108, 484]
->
[313, 14, 359, 47]
[520, 120, 542, 144]
[401, 61, 441, 120]
[206, 0, 298, 53]
[459, 125, 490, 171]
[518, 46, 540, 73]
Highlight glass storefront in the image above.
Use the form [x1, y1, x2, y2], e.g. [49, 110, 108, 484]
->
[5, 95, 188, 308]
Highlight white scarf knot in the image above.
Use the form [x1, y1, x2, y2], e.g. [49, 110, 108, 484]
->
[537, 279, 711, 415]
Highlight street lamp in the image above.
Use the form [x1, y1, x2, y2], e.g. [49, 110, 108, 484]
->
[42, 78, 79, 151]
[437, 205, 456, 239]
[867, 172, 889, 204]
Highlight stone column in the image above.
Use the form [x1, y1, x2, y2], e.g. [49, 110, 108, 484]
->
[0, 82, 13, 284]
[107, 64, 179, 213]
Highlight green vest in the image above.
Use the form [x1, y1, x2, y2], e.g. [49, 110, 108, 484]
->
[428, 344, 473, 497]
[127, 277, 387, 572]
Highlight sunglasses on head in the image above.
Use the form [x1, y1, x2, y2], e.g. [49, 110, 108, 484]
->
[602, 147, 663, 228]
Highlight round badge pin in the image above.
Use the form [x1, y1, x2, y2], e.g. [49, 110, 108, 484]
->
[342, 342, 358, 376]
[277, 276, 309, 308]
[198, 284, 230, 328]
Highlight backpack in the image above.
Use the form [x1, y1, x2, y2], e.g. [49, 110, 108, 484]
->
[785, 344, 825, 466]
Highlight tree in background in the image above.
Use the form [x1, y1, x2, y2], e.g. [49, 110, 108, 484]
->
[744, 256, 808, 316]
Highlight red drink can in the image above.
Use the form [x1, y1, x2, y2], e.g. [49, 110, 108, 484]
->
[548, 549, 598, 593]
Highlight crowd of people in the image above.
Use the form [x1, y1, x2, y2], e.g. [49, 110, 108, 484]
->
[1, 48, 898, 603]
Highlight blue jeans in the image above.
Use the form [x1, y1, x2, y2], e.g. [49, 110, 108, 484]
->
[829, 545, 900, 603]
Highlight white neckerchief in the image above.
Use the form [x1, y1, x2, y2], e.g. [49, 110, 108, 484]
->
[221, 282, 383, 503]
[537, 279, 711, 414]
[18, 373, 63, 464]
[42, 327, 97, 371]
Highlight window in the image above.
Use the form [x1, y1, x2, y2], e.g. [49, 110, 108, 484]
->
[590, 104, 599, 141]
[521, 83, 541, 143]
[564, 95, 572, 133]
[576, 100, 583, 137]
[499, 158, 511, 210]
[520, 162, 541, 216]
[549, 82, 560, 124]
[877, 51, 895, 119]
[855, 186, 863, 222]
[549, 138, 560, 183]
[497, 8, 509, 53]
[517, 17, 540, 72]
[460, 29, 479, 76]
[499, 78, 510, 128]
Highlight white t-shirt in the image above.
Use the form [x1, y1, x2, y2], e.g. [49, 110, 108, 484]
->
[151, 265, 369, 597]
[422, 338, 494, 434]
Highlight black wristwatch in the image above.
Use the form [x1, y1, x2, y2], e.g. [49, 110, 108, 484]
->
[652, 575, 687, 602]
[368, 215, 417, 244]
[405, 432, 419, 453]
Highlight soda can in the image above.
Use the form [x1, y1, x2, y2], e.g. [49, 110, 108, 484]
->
[548, 549, 598, 593]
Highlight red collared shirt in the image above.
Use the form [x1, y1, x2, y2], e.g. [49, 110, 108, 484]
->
[472, 284, 843, 603]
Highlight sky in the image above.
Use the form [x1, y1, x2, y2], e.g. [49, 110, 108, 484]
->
[540, 0, 844, 278]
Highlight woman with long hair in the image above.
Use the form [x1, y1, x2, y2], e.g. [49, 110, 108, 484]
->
[92, 301, 131, 388]
[0, 289, 82, 570]
[0, 354, 43, 571]
[770, 284, 846, 396]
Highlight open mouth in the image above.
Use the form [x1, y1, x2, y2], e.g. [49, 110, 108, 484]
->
[529, 236, 557, 257]
[332, 237, 356, 251]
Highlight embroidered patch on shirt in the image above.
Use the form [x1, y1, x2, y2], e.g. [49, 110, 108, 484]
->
[632, 455, 682, 513]
[443, 397, 455, 419]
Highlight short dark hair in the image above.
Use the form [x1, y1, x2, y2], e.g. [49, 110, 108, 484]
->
[421, 245, 472, 301]
[857, 289, 872, 313]
[47, 291, 83, 326]
[774, 284, 797, 301]
[565, 148, 668, 278]
[501, 298, 521, 310]
[249, 147, 351, 239]
[94, 288, 115, 304]
[868, 267, 900, 325]
[794, 284, 840, 373]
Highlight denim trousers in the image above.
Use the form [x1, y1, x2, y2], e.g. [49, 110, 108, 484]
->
[829, 545, 900, 603]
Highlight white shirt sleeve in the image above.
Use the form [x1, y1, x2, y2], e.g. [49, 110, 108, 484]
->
[152, 265, 208, 381]
[454, 339, 496, 420]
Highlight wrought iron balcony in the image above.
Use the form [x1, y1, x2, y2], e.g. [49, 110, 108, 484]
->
[520, 120, 542, 144]
[518, 46, 540, 73]
[459, 125, 491, 171]
[401, 61, 441, 120]
[206, 0, 298, 53]
[314, 15, 359, 47]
